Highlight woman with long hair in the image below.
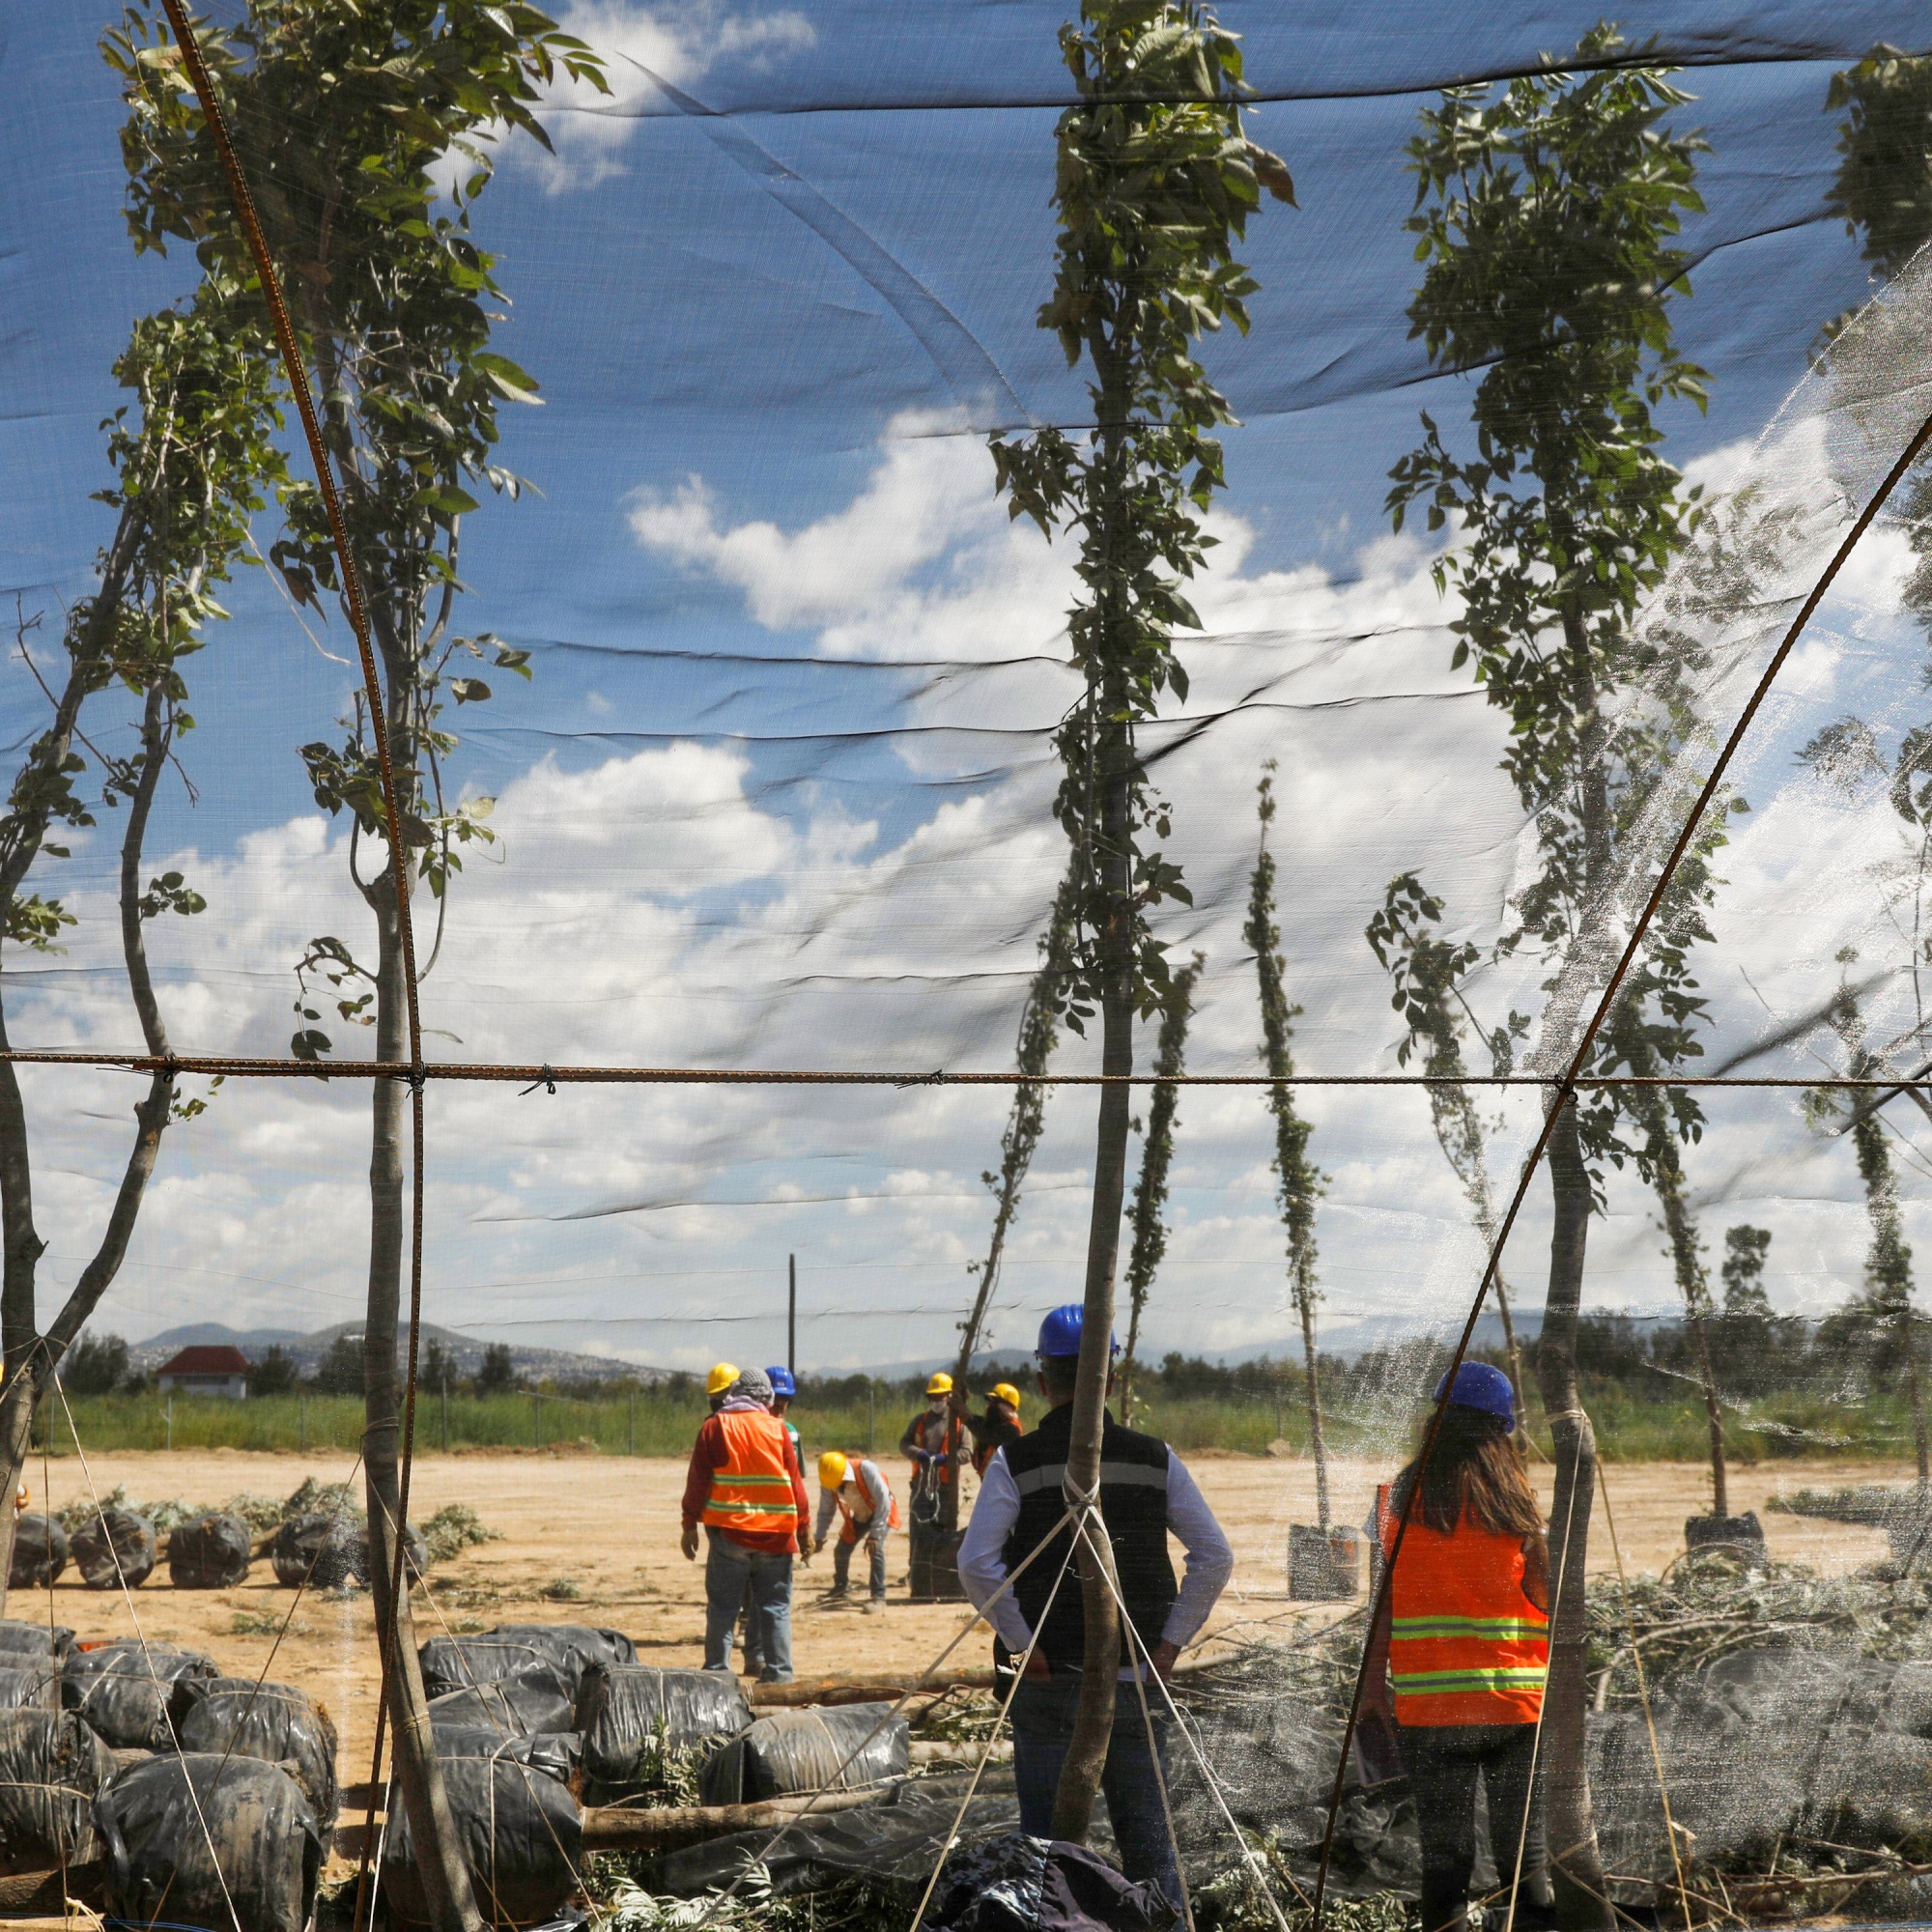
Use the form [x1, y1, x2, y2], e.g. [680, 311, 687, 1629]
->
[1361, 1362, 1553, 1932]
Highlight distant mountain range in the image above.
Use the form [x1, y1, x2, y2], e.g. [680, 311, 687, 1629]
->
[874, 1309, 1545, 1381]
[129, 1321, 663, 1385]
[125, 1308, 1548, 1390]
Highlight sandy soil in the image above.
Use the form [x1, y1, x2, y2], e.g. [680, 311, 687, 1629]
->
[9, 1446, 1902, 1825]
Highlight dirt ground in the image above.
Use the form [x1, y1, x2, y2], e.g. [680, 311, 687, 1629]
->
[11, 1446, 1901, 1824]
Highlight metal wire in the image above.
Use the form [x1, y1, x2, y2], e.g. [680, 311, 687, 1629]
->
[0, 1048, 1922, 1088]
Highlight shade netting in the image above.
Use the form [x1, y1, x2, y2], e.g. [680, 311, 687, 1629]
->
[14, 0, 1932, 1925]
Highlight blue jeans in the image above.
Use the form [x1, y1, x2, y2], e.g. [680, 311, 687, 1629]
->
[833, 1529, 889, 1599]
[704, 1529, 793, 1681]
[1010, 1671, 1180, 1908]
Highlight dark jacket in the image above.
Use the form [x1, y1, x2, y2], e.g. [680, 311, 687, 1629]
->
[1002, 1403, 1177, 1670]
[966, 1404, 1023, 1475]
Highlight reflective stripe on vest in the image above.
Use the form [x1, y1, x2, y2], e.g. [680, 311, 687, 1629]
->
[702, 1409, 799, 1534]
[1386, 1510, 1548, 1725]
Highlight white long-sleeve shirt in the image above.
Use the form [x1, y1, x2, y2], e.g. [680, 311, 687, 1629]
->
[814, 1459, 893, 1545]
[957, 1437, 1235, 1681]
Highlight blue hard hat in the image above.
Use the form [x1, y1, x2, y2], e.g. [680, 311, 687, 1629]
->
[765, 1366, 796, 1399]
[1036, 1304, 1119, 1360]
[1435, 1361, 1514, 1428]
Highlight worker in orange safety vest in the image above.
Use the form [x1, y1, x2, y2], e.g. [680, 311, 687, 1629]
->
[811, 1450, 898, 1609]
[1360, 1362, 1554, 1932]
[681, 1366, 810, 1682]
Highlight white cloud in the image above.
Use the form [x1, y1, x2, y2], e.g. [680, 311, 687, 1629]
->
[17, 384, 1932, 1387]
[630, 416, 1070, 661]
[519, 0, 816, 193]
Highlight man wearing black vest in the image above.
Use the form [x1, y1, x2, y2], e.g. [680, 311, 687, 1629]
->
[957, 1304, 1235, 1906]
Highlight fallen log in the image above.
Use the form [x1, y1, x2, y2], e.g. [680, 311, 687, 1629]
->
[751, 1665, 994, 1708]
[579, 1787, 893, 1854]
[750, 1652, 1224, 1708]
[908, 1739, 1012, 1768]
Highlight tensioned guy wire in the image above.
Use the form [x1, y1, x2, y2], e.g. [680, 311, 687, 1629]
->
[0, 1048, 1919, 1087]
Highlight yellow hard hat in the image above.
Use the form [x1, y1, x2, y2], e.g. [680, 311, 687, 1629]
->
[819, 1450, 850, 1488]
[926, 1372, 953, 1396]
[706, 1361, 740, 1397]
[989, 1383, 1021, 1409]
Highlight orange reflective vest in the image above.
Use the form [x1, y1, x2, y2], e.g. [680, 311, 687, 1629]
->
[1383, 1499, 1548, 1726]
[836, 1465, 900, 1543]
[701, 1410, 800, 1537]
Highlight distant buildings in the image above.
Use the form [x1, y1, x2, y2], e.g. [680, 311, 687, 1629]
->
[155, 1344, 250, 1401]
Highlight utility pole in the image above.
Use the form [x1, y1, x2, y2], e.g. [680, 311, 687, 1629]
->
[788, 1254, 797, 1378]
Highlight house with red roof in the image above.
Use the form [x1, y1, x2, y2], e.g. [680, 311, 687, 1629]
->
[156, 1344, 250, 1401]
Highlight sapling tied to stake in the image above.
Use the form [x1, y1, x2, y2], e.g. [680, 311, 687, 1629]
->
[1244, 768, 1329, 1527]
[1389, 31, 1721, 1924]
[1364, 870, 1532, 1447]
[1787, 45, 1932, 1506]
[1119, 952, 1205, 1424]
[119, 5, 606, 1925]
[991, 0, 1290, 1838]
[0, 277, 278, 1610]
[1806, 967, 1932, 1498]
[949, 867, 1079, 1452]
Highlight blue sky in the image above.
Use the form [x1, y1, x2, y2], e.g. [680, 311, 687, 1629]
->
[7, 1, 1932, 1413]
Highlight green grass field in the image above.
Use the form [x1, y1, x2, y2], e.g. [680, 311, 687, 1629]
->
[29, 1379, 1918, 1466]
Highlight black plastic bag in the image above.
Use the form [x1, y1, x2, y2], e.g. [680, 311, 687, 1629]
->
[270, 1511, 426, 1588]
[0, 1707, 116, 1865]
[8, 1513, 68, 1589]
[0, 1660, 61, 1711]
[700, 1702, 908, 1805]
[422, 1624, 637, 1702]
[0, 1616, 71, 1657]
[382, 1749, 583, 1927]
[94, 1750, 322, 1932]
[659, 1770, 1020, 1898]
[428, 1666, 577, 1739]
[432, 1722, 582, 1785]
[932, 1833, 1178, 1932]
[270, 1510, 355, 1587]
[578, 1663, 753, 1791]
[63, 1641, 220, 1749]
[167, 1511, 252, 1588]
[71, 1506, 158, 1589]
[176, 1675, 341, 1828]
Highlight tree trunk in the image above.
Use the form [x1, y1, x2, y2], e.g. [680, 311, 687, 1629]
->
[0, 682, 175, 1615]
[1540, 1099, 1613, 1931]
[1051, 759, 1131, 1843]
[1492, 1271, 1531, 1455]
[1296, 1280, 1330, 1531]
[1846, 1105, 1928, 1498]
[0, 1002, 44, 1621]
[947, 867, 1076, 1501]
[1904, 1304, 1930, 1499]
[1119, 954, 1200, 1423]
[363, 882, 479, 1932]
[1625, 1064, 1727, 1517]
